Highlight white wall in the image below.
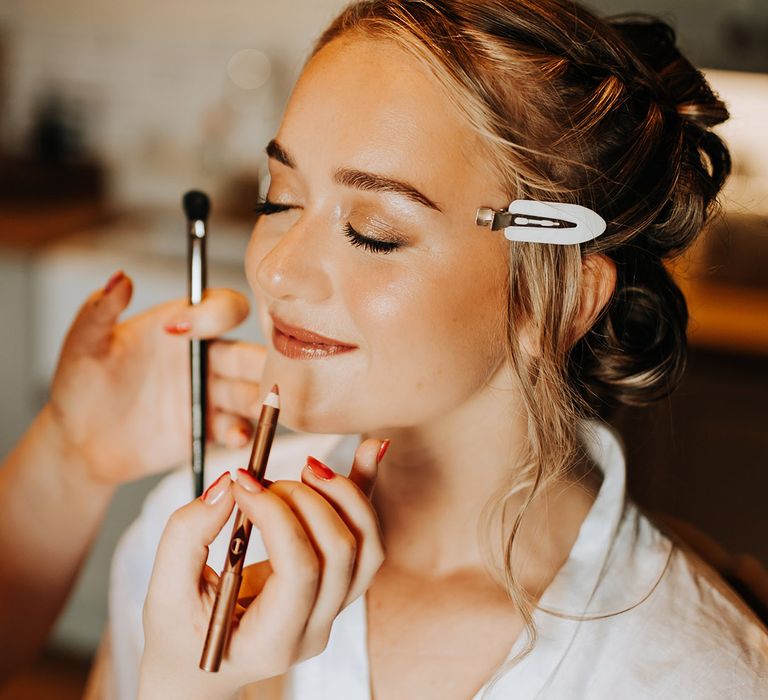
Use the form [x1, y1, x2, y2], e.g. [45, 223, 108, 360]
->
[0, 0, 349, 207]
[705, 69, 768, 217]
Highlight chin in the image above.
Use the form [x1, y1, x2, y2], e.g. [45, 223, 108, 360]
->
[277, 397, 370, 435]
[260, 359, 360, 436]
[279, 410, 353, 435]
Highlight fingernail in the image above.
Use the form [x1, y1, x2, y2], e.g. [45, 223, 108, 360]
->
[103, 270, 125, 295]
[237, 468, 265, 493]
[164, 320, 192, 335]
[201, 471, 231, 505]
[306, 456, 335, 480]
[377, 439, 391, 465]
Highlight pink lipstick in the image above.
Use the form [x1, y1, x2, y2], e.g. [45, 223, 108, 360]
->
[270, 314, 357, 360]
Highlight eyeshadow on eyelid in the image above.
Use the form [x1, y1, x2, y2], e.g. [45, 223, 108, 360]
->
[355, 212, 407, 238]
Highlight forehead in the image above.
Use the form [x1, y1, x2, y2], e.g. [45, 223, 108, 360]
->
[277, 36, 493, 202]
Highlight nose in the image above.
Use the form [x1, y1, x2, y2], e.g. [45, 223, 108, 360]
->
[253, 220, 333, 304]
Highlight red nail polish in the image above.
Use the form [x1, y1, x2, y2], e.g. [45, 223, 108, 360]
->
[201, 471, 230, 504]
[236, 468, 265, 493]
[103, 270, 125, 294]
[306, 456, 335, 480]
[377, 439, 391, 464]
[164, 321, 192, 335]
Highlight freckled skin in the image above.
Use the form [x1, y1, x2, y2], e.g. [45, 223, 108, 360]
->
[245, 37, 513, 435]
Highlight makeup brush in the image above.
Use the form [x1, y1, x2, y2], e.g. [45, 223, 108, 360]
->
[183, 189, 210, 498]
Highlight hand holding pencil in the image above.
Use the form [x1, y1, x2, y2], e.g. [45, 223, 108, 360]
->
[138, 413, 390, 699]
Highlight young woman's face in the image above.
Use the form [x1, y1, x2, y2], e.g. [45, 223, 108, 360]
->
[246, 36, 512, 434]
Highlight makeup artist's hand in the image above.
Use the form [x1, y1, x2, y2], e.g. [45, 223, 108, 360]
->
[0, 271, 266, 679]
[47, 271, 266, 484]
[138, 438, 388, 700]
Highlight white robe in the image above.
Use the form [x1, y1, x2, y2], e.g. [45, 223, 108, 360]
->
[104, 421, 768, 698]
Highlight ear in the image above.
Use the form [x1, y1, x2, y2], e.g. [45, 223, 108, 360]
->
[572, 253, 616, 345]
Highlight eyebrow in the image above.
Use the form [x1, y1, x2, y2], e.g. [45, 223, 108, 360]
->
[265, 139, 443, 213]
[266, 139, 297, 169]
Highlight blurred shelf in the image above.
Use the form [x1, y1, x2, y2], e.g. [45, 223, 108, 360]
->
[679, 277, 768, 355]
[0, 200, 113, 249]
[671, 212, 768, 356]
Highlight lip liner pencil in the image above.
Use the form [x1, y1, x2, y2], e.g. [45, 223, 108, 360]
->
[183, 190, 210, 498]
[200, 385, 281, 673]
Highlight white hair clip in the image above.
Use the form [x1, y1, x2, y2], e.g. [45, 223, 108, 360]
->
[475, 200, 606, 244]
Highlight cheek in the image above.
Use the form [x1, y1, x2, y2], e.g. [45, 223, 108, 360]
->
[345, 249, 508, 424]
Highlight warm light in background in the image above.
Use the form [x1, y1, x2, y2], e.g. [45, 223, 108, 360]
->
[227, 48, 272, 91]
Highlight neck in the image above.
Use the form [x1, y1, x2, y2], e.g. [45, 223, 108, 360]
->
[365, 371, 599, 587]
[366, 368, 528, 578]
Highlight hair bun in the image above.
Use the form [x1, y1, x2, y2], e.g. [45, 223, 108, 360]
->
[573, 254, 688, 412]
[609, 15, 729, 131]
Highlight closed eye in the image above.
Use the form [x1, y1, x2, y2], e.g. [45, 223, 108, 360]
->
[254, 197, 402, 254]
[342, 224, 400, 254]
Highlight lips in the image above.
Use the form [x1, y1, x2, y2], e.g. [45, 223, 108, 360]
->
[270, 313, 357, 360]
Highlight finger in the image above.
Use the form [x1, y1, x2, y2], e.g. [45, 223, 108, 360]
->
[209, 340, 267, 383]
[163, 288, 250, 339]
[229, 471, 321, 648]
[208, 375, 263, 420]
[265, 479, 358, 641]
[149, 472, 234, 599]
[239, 561, 273, 606]
[62, 270, 134, 357]
[301, 450, 386, 609]
[210, 410, 253, 449]
[201, 564, 222, 601]
[348, 437, 389, 498]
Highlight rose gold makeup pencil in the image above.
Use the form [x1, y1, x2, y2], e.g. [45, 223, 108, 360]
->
[183, 189, 210, 498]
[199, 384, 280, 673]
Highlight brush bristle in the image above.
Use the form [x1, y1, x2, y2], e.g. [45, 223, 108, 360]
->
[182, 190, 210, 220]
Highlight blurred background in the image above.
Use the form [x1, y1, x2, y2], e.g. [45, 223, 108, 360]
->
[0, 0, 766, 697]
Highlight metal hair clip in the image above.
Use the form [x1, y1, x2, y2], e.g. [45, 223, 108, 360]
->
[475, 199, 606, 244]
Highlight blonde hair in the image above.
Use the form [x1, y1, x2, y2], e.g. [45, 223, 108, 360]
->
[310, 0, 731, 684]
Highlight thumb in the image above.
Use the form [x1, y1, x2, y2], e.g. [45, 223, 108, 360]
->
[63, 270, 133, 357]
[348, 438, 390, 498]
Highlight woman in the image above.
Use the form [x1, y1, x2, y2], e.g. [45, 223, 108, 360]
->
[103, 1, 768, 698]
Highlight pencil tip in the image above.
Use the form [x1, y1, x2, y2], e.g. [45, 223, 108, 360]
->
[263, 385, 280, 409]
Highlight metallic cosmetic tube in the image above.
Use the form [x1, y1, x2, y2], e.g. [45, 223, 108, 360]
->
[199, 386, 280, 672]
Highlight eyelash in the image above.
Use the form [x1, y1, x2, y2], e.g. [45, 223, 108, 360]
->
[253, 198, 291, 218]
[253, 197, 400, 254]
